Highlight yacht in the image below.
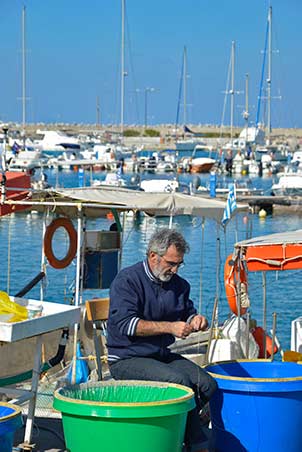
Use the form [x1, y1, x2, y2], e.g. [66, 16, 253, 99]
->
[34, 130, 81, 155]
[272, 170, 302, 196]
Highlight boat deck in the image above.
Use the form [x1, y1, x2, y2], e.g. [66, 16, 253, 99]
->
[14, 416, 65, 452]
[13, 415, 214, 451]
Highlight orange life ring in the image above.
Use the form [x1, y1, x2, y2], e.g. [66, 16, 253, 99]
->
[224, 254, 248, 316]
[44, 217, 77, 269]
[252, 326, 278, 358]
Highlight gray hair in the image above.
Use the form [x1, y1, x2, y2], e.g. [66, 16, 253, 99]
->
[147, 228, 189, 256]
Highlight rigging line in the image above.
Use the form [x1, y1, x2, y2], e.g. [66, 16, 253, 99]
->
[256, 17, 269, 126]
[197, 218, 205, 314]
[219, 51, 232, 138]
[125, 7, 140, 124]
[175, 49, 184, 130]
[215, 223, 221, 329]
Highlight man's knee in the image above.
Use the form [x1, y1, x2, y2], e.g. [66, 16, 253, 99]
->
[166, 371, 192, 388]
[208, 376, 218, 397]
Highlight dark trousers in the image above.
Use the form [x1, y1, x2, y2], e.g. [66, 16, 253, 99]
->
[109, 353, 217, 450]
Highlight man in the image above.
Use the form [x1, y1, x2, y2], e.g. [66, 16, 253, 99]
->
[107, 228, 217, 452]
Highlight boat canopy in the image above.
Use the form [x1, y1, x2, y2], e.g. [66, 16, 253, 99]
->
[6, 186, 248, 223]
[234, 229, 302, 272]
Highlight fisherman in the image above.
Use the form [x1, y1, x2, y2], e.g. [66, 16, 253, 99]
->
[107, 228, 217, 452]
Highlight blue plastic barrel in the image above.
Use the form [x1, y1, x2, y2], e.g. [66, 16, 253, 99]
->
[0, 402, 22, 452]
[206, 360, 302, 452]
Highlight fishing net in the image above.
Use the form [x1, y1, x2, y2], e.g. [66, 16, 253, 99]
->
[59, 380, 192, 404]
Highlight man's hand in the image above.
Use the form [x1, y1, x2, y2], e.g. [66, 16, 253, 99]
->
[190, 314, 208, 332]
[171, 321, 193, 339]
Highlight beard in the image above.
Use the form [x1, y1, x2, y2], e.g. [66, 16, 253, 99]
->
[152, 264, 174, 282]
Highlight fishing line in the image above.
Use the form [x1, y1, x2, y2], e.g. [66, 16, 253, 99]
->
[197, 217, 205, 314]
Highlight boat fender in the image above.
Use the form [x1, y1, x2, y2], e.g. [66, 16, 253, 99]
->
[224, 254, 249, 316]
[251, 326, 278, 358]
[44, 217, 77, 269]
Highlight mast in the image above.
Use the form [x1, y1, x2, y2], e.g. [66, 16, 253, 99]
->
[230, 41, 235, 141]
[21, 5, 26, 149]
[96, 95, 100, 126]
[120, 0, 125, 140]
[267, 6, 272, 144]
[244, 73, 249, 143]
[183, 46, 187, 126]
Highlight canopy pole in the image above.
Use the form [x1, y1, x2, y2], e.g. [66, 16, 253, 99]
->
[271, 312, 277, 361]
[40, 213, 47, 301]
[71, 206, 83, 384]
[214, 222, 220, 329]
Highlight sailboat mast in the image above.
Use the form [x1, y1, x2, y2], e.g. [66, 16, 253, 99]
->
[183, 46, 187, 126]
[230, 41, 235, 141]
[22, 5, 26, 149]
[267, 6, 272, 143]
[96, 95, 100, 126]
[120, 0, 125, 139]
[244, 73, 249, 142]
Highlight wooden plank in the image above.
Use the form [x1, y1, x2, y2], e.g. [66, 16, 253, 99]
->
[85, 298, 110, 322]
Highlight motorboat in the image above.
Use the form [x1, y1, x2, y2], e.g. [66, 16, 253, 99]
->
[140, 178, 190, 194]
[34, 130, 82, 155]
[189, 157, 216, 173]
[8, 149, 45, 172]
[271, 170, 302, 196]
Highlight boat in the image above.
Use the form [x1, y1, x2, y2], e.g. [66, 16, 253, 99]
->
[140, 178, 190, 194]
[196, 177, 264, 197]
[178, 156, 216, 173]
[3, 180, 302, 451]
[271, 169, 302, 196]
[8, 148, 45, 172]
[175, 138, 207, 153]
[92, 172, 142, 190]
[34, 130, 82, 155]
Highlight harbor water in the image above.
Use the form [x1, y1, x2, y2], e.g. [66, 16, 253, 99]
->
[0, 169, 301, 351]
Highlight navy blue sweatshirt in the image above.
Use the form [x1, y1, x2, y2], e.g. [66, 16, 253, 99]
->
[107, 260, 197, 362]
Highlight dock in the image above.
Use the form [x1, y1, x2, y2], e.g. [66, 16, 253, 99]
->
[236, 195, 302, 214]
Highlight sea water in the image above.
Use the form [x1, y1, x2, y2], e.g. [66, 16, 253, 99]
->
[0, 168, 301, 351]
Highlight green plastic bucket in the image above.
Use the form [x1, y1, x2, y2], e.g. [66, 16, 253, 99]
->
[53, 380, 195, 452]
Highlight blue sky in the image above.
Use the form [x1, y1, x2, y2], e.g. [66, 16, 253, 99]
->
[0, 0, 301, 128]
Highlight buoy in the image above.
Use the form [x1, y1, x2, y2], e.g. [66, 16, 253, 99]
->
[252, 326, 278, 358]
[259, 208, 267, 218]
[224, 254, 249, 316]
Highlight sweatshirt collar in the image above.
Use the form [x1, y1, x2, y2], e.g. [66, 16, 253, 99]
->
[143, 259, 161, 284]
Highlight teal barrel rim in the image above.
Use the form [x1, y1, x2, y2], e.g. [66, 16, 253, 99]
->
[205, 359, 302, 392]
[53, 380, 195, 418]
